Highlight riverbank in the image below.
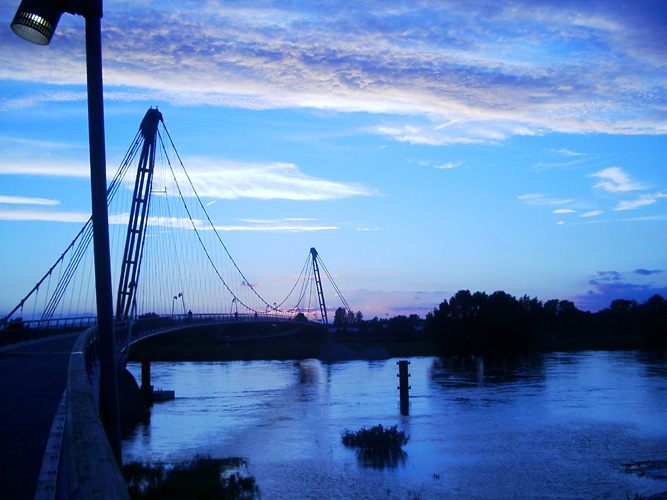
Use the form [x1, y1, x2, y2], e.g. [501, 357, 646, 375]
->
[126, 322, 652, 362]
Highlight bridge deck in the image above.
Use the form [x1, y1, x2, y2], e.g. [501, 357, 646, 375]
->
[0, 334, 78, 499]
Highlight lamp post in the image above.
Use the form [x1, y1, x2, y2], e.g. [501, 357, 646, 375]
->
[11, 0, 121, 463]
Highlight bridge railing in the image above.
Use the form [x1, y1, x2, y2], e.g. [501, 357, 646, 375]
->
[126, 312, 297, 343]
[0, 316, 98, 346]
[60, 326, 129, 498]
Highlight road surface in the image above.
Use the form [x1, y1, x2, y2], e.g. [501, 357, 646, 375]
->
[0, 334, 77, 499]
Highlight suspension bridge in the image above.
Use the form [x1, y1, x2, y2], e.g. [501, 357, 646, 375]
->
[1, 107, 354, 343]
[0, 108, 356, 499]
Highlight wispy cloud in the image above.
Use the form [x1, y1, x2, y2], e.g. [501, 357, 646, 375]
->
[0, 209, 88, 223]
[0, 159, 90, 178]
[3, 1, 665, 142]
[213, 223, 337, 232]
[591, 167, 645, 193]
[0, 208, 337, 232]
[0, 154, 376, 201]
[0, 90, 86, 111]
[374, 125, 481, 146]
[552, 208, 575, 214]
[0, 195, 59, 206]
[177, 158, 376, 201]
[416, 159, 461, 170]
[433, 162, 460, 170]
[613, 192, 667, 211]
[581, 210, 603, 218]
[518, 193, 574, 206]
[534, 157, 592, 171]
[550, 148, 588, 157]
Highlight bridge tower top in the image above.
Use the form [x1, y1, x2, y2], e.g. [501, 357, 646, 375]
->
[310, 247, 328, 325]
[140, 107, 162, 139]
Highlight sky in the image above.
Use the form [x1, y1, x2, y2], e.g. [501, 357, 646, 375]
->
[1, 0, 666, 318]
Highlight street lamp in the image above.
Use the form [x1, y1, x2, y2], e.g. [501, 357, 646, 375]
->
[11, 0, 121, 463]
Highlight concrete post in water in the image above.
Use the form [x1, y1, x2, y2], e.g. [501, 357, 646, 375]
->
[397, 360, 411, 415]
[141, 354, 153, 406]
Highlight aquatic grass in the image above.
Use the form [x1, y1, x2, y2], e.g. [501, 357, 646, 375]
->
[123, 456, 258, 499]
[341, 424, 408, 469]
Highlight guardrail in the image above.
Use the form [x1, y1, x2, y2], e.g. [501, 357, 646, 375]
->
[126, 312, 299, 343]
[59, 327, 129, 498]
[0, 316, 97, 347]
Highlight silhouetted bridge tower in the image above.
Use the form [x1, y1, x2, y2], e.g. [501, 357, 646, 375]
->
[116, 108, 162, 320]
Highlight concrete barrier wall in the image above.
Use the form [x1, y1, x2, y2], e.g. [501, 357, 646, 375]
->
[63, 329, 129, 499]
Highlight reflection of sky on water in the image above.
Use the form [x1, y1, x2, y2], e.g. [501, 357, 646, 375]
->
[124, 352, 667, 498]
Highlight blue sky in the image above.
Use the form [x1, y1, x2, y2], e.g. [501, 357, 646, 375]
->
[1, 0, 666, 318]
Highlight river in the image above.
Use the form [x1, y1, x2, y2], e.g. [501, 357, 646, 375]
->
[123, 351, 667, 498]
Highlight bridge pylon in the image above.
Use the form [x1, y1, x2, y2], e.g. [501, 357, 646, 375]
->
[310, 247, 328, 325]
[116, 108, 163, 319]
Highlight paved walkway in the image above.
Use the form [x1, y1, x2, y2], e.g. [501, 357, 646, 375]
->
[0, 334, 77, 499]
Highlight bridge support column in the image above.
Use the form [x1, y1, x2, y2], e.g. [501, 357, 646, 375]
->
[141, 354, 153, 406]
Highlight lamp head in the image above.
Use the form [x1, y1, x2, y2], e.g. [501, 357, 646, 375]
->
[11, 0, 65, 45]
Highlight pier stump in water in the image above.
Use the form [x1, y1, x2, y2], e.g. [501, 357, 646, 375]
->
[397, 360, 410, 415]
[141, 354, 153, 406]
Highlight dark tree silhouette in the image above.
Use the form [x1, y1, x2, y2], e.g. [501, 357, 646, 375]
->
[333, 307, 347, 326]
[426, 289, 666, 355]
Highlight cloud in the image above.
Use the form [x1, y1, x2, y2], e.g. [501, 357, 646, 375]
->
[581, 210, 603, 218]
[175, 158, 377, 201]
[552, 208, 575, 214]
[533, 157, 590, 171]
[613, 192, 667, 211]
[213, 223, 336, 232]
[0, 159, 90, 178]
[574, 269, 667, 311]
[591, 167, 645, 193]
[347, 289, 449, 317]
[0, 153, 376, 201]
[0, 209, 89, 223]
[3, 1, 666, 142]
[416, 160, 461, 170]
[518, 193, 574, 206]
[621, 214, 667, 222]
[550, 148, 587, 157]
[374, 125, 481, 146]
[0, 90, 86, 111]
[433, 162, 460, 170]
[592, 270, 623, 282]
[0, 195, 59, 206]
[634, 269, 662, 276]
[0, 208, 337, 232]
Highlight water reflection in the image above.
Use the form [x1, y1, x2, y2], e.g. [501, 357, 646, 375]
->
[430, 354, 546, 389]
[297, 360, 319, 385]
[355, 447, 407, 470]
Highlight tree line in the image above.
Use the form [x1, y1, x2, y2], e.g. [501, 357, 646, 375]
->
[424, 290, 667, 355]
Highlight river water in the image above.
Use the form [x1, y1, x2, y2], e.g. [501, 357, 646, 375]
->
[123, 351, 667, 499]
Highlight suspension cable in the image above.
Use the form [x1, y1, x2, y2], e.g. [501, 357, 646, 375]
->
[160, 123, 279, 311]
[157, 130, 260, 313]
